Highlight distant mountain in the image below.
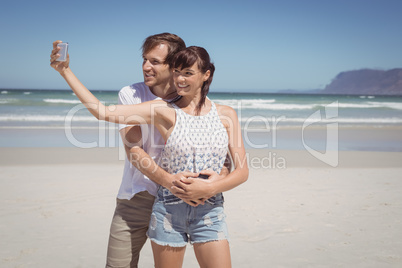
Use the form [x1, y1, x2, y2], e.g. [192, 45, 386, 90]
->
[321, 68, 402, 95]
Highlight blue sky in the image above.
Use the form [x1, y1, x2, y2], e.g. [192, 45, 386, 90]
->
[0, 0, 401, 92]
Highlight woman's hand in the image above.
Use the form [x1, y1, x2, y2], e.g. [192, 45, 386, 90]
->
[50, 40, 70, 74]
[171, 170, 224, 206]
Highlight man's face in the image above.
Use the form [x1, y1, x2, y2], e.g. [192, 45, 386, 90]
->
[142, 44, 171, 88]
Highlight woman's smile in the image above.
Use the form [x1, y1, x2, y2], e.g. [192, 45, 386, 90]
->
[177, 83, 188, 88]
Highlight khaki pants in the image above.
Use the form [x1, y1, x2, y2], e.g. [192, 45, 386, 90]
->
[106, 191, 155, 268]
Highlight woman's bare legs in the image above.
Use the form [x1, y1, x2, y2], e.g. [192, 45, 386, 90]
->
[193, 240, 231, 268]
[151, 241, 186, 268]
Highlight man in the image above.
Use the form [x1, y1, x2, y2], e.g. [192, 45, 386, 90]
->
[50, 33, 232, 268]
[105, 33, 231, 268]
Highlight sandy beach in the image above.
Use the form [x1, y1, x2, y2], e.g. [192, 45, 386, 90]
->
[1, 147, 402, 267]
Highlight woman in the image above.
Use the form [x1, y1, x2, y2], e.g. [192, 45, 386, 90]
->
[51, 44, 248, 268]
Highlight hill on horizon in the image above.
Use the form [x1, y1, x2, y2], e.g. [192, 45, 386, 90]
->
[320, 68, 402, 95]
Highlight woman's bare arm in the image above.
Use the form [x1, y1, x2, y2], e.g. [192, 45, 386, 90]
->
[50, 40, 162, 125]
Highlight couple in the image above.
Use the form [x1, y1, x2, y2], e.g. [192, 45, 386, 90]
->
[50, 33, 248, 268]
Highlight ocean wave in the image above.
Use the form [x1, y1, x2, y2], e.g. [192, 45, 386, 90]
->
[0, 115, 98, 122]
[1, 91, 8, 94]
[214, 99, 315, 110]
[325, 101, 402, 110]
[43, 98, 83, 104]
[213, 99, 276, 108]
[0, 98, 18, 104]
[43, 98, 112, 105]
[326, 102, 376, 109]
[213, 99, 386, 111]
[216, 100, 402, 111]
[1, 114, 401, 126]
[240, 116, 402, 124]
[369, 102, 402, 110]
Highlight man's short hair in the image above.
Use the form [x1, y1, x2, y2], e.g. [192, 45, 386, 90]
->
[142, 33, 186, 67]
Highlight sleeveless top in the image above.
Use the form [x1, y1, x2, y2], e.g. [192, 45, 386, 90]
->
[159, 101, 229, 205]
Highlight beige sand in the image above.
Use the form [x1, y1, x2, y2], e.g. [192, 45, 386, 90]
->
[1, 147, 402, 267]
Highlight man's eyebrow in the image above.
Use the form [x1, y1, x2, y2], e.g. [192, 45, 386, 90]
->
[143, 55, 164, 61]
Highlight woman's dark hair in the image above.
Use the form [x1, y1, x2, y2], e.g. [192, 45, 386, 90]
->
[172, 46, 215, 115]
[142, 33, 186, 67]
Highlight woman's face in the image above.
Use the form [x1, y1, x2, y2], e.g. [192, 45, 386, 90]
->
[173, 62, 210, 96]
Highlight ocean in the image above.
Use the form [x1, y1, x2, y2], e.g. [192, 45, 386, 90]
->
[1, 89, 402, 151]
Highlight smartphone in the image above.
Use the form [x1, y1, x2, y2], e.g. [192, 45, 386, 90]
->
[198, 174, 210, 179]
[191, 174, 211, 204]
[56, 42, 68, 62]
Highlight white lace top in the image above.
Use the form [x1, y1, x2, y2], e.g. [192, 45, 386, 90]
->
[160, 101, 229, 175]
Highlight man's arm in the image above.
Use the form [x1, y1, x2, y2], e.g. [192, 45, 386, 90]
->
[121, 125, 169, 188]
[121, 125, 195, 189]
[121, 126, 204, 206]
[170, 153, 232, 203]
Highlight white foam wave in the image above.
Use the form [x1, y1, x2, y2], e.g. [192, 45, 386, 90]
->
[1, 91, 8, 94]
[369, 102, 402, 110]
[43, 98, 82, 104]
[326, 102, 375, 109]
[214, 99, 315, 110]
[1, 114, 402, 127]
[214, 98, 276, 103]
[240, 117, 402, 124]
[216, 100, 402, 111]
[262, 104, 316, 110]
[325, 101, 402, 110]
[213, 99, 276, 108]
[213, 99, 402, 111]
[0, 115, 98, 122]
[43, 98, 111, 105]
[0, 98, 18, 104]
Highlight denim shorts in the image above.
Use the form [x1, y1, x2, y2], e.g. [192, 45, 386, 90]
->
[147, 187, 229, 247]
